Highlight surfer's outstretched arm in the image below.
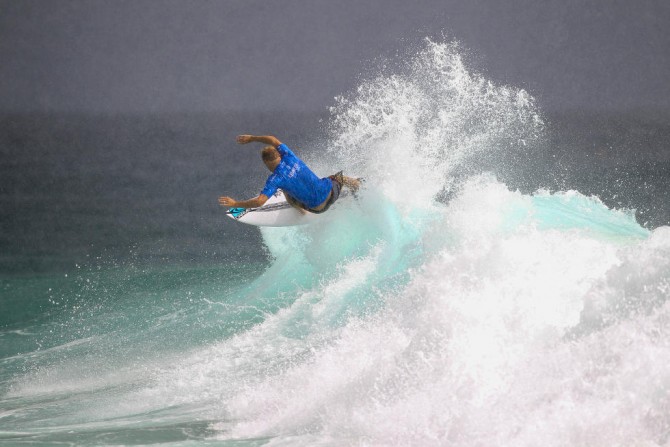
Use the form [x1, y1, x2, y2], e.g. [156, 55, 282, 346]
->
[219, 194, 269, 209]
[236, 135, 281, 147]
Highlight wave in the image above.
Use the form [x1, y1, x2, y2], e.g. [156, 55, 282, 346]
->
[3, 39, 670, 446]
[198, 174, 667, 446]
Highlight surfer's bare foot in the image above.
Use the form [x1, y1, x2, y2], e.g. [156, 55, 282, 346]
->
[342, 176, 361, 192]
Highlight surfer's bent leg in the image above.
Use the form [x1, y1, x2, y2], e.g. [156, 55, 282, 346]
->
[284, 194, 308, 215]
[329, 171, 360, 192]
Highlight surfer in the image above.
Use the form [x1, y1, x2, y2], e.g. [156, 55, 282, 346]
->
[219, 135, 359, 213]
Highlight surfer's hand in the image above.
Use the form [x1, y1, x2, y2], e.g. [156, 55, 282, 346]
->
[236, 135, 253, 144]
[219, 196, 237, 207]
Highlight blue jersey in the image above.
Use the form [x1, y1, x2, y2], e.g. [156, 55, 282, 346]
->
[261, 144, 333, 209]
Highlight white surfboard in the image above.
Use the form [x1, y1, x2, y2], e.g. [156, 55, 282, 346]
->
[225, 190, 347, 227]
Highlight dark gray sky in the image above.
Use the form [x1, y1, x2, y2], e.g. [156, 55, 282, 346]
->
[1, 0, 669, 113]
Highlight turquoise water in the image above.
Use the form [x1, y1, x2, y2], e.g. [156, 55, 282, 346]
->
[2, 40, 670, 446]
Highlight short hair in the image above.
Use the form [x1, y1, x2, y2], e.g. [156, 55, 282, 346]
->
[261, 146, 280, 163]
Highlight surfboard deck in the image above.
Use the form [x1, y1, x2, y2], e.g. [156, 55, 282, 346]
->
[225, 190, 347, 227]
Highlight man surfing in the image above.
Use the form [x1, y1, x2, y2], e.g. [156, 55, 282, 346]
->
[218, 135, 360, 214]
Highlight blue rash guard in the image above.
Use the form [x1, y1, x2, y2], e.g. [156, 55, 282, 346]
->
[260, 144, 333, 209]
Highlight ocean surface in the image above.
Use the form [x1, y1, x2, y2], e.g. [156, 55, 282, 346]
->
[1, 41, 670, 446]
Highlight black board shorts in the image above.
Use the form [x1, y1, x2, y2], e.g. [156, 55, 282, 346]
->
[308, 173, 342, 214]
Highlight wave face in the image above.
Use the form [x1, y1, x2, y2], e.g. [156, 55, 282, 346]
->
[3, 40, 670, 446]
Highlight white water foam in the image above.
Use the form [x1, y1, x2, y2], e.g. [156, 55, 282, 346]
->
[195, 176, 666, 446]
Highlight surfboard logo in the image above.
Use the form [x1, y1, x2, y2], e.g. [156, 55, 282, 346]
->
[228, 207, 248, 219]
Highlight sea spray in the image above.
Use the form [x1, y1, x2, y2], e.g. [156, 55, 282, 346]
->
[325, 39, 544, 210]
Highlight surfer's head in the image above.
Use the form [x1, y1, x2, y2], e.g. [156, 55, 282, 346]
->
[261, 146, 281, 171]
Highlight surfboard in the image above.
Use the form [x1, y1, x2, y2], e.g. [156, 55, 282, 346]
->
[225, 190, 346, 227]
